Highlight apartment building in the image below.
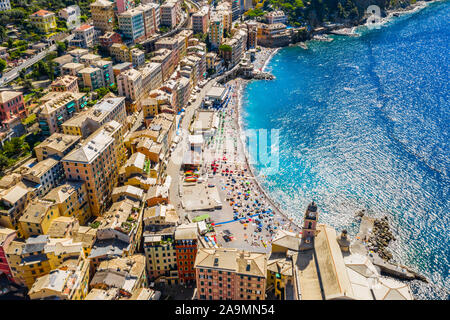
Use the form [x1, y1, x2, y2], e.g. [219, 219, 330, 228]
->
[192, 6, 209, 35]
[102, 120, 128, 168]
[143, 225, 177, 281]
[160, 0, 181, 28]
[62, 130, 118, 216]
[150, 48, 176, 81]
[0, 227, 16, 282]
[115, 0, 134, 14]
[78, 60, 114, 90]
[130, 48, 146, 68]
[51, 75, 79, 93]
[20, 158, 65, 197]
[58, 5, 81, 30]
[5, 236, 84, 288]
[99, 31, 123, 48]
[28, 257, 89, 300]
[256, 23, 292, 47]
[110, 43, 131, 63]
[118, 8, 146, 42]
[89, 254, 146, 298]
[30, 10, 57, 33]
[118, 68, 144, 108]
[42, 181, 91, 225]
[141, 62, 163, 93]
[175, 223, 198, 285]
[266, 10, 287, 25]
[209, 14, 224, 49]
[35, 133, 81, 161]
[216, 3, 233, 32]
[18, 200, 60, 238]
[194, 248, 267, 300]
[68, 48, 90, 62]
[0, 185, 31, 234]
[38, 91, 88, 136]
[70, 24, 97, 48]
[79, 53, 102, 66]
[90, 0, 115, 32]
[0, 91, 27, 125]
[0, 0, 11, 12]
[62, 97, 127, 138]
[220, 28, 247, 68]
[135, 3, 160, 38]
[92, 198, 143, 256]
[61, 62, 85, 77]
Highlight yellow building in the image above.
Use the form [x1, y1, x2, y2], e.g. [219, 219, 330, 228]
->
[42, 181, 91, 225]
[90, 0, 115, 32]
[0, 184, 32, 235]
[30, 10, 57, 33]
[110, 43, 131, 63]
[73, 226, 97, 258]
[28, 257, 90, 300]
[19, 200, 60, 238]
[5, 236, 84, 289]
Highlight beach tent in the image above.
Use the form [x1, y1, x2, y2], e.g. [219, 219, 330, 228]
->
[371, 278, 413, 300]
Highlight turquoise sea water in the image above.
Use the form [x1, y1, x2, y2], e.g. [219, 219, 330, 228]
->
[241, 1, 449, 299]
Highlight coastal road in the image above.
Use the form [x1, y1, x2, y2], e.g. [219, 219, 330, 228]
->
[0, 44, 57, 87]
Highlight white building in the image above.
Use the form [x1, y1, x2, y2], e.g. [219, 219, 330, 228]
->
[70, 24, 97, 48]
[118, 8, 146, 42]
[0, 0, 11, 12]
[266, 10, 287, 25]
[59, 5, 81, 30]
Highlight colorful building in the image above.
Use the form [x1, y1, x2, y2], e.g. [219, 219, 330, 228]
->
[5, 236, 84, 288]
[62, 130, 118, 216]
[37, 91, 88, 136]
[0, 227, 16, 282]
[174, 223, 197, 285]
[28, 257, 90, 300]
[118, 8, 146, 42]
[194, 248, 267, 300]
[192, 6, 209, 35]
[30, 10, 57, 33]
[18, 200, 60, 238]
[42, 181, 91, 226]
[90, 0, 115, 32]
[0, 91, 27, 127]
[20, 158, 65, 197]
[208, 14, 224, 49]
[34, 133, 81, 162]
[51, 75, 79, 93]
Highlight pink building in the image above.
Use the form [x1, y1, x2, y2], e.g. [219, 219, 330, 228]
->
[195, 248, 267, 300]
[0, 91, 27, 126]
[0, 227, 17, 282]
[115, 0, 134, 14]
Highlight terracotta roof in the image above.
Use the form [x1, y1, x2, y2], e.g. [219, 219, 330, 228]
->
[31, 10, 54, 17]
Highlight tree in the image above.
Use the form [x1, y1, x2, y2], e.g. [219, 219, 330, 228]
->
[56, 41, 67, 56]
[0, 58, 6, 73]
[219, 44, 232, 52]
[0, 154, 8, 172]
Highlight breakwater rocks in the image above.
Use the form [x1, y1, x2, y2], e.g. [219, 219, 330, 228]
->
[367, 216, 396, 261]
[355, 213, 428, 283]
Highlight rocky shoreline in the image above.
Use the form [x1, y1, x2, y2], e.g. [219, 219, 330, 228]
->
[355, 211, 428, 283]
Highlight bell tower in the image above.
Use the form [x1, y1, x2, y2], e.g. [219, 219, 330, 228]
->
[302, 201, 318, 241]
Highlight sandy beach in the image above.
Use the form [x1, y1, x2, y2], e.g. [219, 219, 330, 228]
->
[201, 47, 302, 252]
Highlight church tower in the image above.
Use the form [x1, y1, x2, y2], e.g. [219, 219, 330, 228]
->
[302, 201, 318, 241]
